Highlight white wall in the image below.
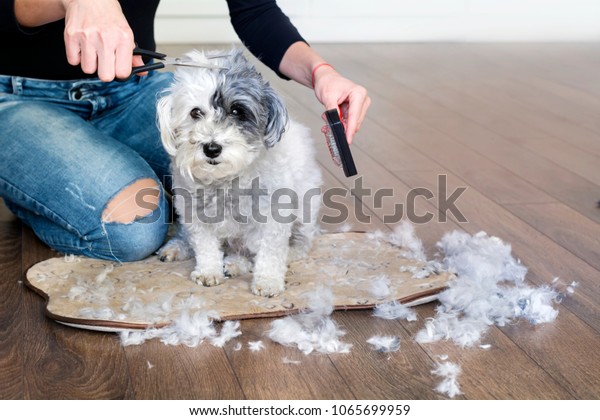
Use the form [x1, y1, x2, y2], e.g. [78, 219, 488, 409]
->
[155, 0, 600, 44]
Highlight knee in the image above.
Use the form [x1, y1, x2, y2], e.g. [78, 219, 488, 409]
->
[95, 178, 169, 262]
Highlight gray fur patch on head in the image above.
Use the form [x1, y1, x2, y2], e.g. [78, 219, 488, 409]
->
[215, 50, 289, 148]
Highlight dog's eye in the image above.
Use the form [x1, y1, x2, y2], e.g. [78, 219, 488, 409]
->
[229, 104, 247, 120]
[190, 108, 204, 120]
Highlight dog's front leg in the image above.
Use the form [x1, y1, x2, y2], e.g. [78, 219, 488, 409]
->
[251, 222, 292, 297]
[187, 226, 225, 287]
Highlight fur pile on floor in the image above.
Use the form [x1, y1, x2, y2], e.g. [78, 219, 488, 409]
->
[415, 230, 560, 348]
[117, 222, 570, 398]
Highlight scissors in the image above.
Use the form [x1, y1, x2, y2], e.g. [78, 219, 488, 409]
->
[119, 46, 229, 80]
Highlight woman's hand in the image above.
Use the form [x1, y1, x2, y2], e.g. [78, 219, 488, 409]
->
[62, 0, 143, 81]
[312, 64, 371, 144]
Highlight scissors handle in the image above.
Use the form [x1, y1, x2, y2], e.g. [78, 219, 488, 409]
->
[116, 46, 167, 81]
[116, 62, 164, 81]
[133, 46, 167, 61]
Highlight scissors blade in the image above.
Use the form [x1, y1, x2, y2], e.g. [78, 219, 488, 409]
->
[162, 55, 230, 70]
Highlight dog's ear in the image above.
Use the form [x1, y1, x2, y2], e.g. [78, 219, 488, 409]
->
[263, 84, 289, 148]
[156, 94, 178, 156]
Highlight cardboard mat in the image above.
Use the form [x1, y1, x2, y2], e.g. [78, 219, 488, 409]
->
[25, 232, 454, 331]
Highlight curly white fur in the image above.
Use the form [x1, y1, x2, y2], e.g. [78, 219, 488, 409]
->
[267, 287, 352, 355]
[432, 362, 462, 398]
[415, 230, 559, 347]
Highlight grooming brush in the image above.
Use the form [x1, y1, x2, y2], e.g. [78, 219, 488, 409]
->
[322, 108, 358, 177]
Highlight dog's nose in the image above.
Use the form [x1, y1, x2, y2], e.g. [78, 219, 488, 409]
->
[203, 142, 222, 159]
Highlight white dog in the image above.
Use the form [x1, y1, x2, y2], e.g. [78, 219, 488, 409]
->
[156, 49, 322, 297]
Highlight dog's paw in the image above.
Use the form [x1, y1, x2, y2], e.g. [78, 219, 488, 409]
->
[191, 270, 225, 287]
[157, 238, 192, 262]
[223, 254, 253, 278]
[251, 275, 285, 298]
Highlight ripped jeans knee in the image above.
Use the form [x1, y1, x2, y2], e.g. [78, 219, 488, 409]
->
[96, 201, 169, 262]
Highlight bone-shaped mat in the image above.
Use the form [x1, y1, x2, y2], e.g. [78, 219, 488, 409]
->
[25, 232, 454, 331]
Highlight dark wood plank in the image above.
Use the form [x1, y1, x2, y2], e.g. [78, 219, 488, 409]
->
[329, 310, 448, 400]
[348, 119, 442, 173]
[0, 221, 24, 399]
[125, 340, 245, 399]
[413, 116, 600, 223]
[457, 78, 600, 157]
[223, 318, 356, 400]
[466, 43, 600, 128]
[20, 228, 135, 399]
[506, 202, 600, 273]
[500, 308, 600, 399]
[0, 198, 16, 222]
[356, 80, 598, 220]
[409, 81, 600, 185]
[397, 43, 600, 179]
[388, 42, 600, 152]
[276, 56, 598, 397]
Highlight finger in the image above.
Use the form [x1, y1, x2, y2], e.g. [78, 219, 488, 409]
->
[79, 41, 99, 76]
[346, 90, 371, 144]
[340, 102, 349, 113]
[114, 40, 135, 80]
[356, 96, 371, 132]
[339, 103, 350, 125]
[97, 46, 117, 82]
[352, 95, 370, 135]
[64, 36, 82, 66]
[324, 99, 339, 111]
[346, 122, 357, 144]
[131, 55, 147, 77]
[344, 103, 360, 145]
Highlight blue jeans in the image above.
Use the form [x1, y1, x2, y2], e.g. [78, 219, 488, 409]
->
[0, 72, 173, 262]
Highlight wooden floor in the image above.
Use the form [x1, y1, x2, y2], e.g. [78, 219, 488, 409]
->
[1, 43, 600, 400]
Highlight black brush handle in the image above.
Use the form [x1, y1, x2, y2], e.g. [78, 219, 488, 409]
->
[325, 109, 357, 177]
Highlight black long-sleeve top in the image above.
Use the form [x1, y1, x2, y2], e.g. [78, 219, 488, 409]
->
[0, 0, 305, 80]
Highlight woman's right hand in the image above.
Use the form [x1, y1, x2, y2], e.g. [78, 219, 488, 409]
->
[62, 0, 143, 81]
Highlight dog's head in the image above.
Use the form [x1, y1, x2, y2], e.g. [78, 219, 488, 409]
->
[157, 49, 289, 183]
